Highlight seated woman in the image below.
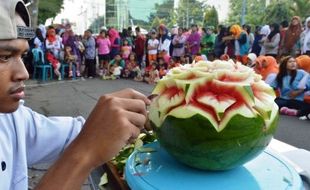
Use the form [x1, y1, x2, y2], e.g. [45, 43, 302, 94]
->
[254, 56, 279, 85]
[104, 54, 125, 79]
[144, 61, 160, 84]
[123, 53, 142, 81]
[270, 56, 310, 119]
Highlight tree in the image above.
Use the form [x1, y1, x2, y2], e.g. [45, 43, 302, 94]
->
[228, 0, 267, 25]
[204, 6, 219, 29]
[176, 0, 206, 28]
[262, 1, 292, 24]
[290, 0, 310, 20]
[151, 16, 165, 29]
[89, 16, 105, 34]
[38, 0, 64, 24]
[148, 0, 175, 28]
[27, 0, 40, 27]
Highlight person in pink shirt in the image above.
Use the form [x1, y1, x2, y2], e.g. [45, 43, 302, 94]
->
[97, 30, 111, 76]
[121, 39, 132, 61]
[186, 24, 201, 59]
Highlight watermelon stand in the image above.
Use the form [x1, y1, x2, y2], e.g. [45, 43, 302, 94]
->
[125, 141, 304, 190]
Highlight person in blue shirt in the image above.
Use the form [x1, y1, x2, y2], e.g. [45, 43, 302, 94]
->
[0, 1, 150, 189]
[271, 56, 310, 119]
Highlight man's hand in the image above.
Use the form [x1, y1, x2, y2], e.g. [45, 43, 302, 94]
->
[75, 88, 151, 168]
[35, 88, 150, 190]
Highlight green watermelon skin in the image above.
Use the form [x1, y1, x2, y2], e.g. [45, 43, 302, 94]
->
[153, 113, 279, 170]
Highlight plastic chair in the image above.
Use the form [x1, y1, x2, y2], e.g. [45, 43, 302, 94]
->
[32, 48, 53, 81]
[61, 62, 76, 79]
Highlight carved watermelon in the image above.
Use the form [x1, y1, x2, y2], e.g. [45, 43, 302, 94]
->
[149, 60, 279, 170]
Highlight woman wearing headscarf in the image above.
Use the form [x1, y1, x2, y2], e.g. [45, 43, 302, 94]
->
[262, 23, 280, 58]
[251, 26, 263, 56]
[254, 55, 279, 85]
[229, 24, 249, 64]
[282, 16, 303, 56]
[259, 25, 271, 56]
[186, 24, 201, 58]
[158, 24, 171, 58]
[109, 28, 121, 60]
[64, 29, 82, 77]
[214, 25, 227, 58]
[201, 26, 216, 59]
[296, 55, 310, 73]
[300, 17, 310, 56]
[34, 28, 45, 51]
[46, 27, 62, 59]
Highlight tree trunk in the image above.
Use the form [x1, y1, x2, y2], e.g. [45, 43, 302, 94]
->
[27, 0, 40, 27]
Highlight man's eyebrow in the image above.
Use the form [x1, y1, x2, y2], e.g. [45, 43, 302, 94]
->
[0, 45, 27, 53]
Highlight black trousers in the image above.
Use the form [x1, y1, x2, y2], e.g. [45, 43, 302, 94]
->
[85, 58, 96, 77]
[275, 97, 310, 116]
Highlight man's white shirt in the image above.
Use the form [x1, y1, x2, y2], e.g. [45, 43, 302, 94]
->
[0, 101, 85, 190]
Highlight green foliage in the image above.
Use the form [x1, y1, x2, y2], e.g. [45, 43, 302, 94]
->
[151, 16, 165, 29]
[89, 16, 105, 34]
[228, 0, 267, 25]
[263, 2, 292, 24]
[228, 0, 309, 26]
[204, 6, 219, 29]
[148, 0, 205, 28]
[290, 0, 310, 20]
[38, 0, 64, 24]
[176, 0, 206, 28]
[148, 0, 175, 28]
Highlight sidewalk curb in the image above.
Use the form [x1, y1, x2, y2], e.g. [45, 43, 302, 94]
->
[26, 78, 85, 88]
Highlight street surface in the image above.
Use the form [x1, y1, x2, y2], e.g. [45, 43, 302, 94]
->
[24, 78, 310, 189]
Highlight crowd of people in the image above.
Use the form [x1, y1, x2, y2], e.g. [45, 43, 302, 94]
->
[26, 16, 310, 119]
[1, 0, 309, 189]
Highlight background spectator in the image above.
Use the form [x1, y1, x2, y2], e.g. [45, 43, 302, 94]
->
[282, 16, 303, 56]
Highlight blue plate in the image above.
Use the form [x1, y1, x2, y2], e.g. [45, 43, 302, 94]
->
[125, 141, 303, 190]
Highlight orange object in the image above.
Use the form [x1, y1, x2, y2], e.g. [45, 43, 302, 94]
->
[255, 56, 279, 80]
[296, 55, 310, 73]
[236, 55, 248, 64]
[230, 25, 244, 38]
[304, 95, 310, 103]
[148, 54, 157, 63]
[220, 54, 230, 61]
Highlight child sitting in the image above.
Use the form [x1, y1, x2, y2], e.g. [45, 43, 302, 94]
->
[64, 45, 77, 78]
[104, 54, 125, 80]
[144, 61, 160, 84]
[46, 49, 61, 80]
[180, 54, 192, 65]
[158, 58, 168, 78]
[110, 62, 123, 79]
[168, 57, 181, 69]
[123, 53, 142, 80]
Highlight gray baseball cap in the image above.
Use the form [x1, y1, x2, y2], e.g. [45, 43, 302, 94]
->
[0, 0, 35, 40]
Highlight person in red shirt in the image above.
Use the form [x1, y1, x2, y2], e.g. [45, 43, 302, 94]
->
[134, 27, 146, 67]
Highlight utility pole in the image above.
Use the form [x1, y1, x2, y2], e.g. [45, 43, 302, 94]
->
[241, 0, 247, 25]
[27, 0, 40, 27]
[186, 0, 189, 28]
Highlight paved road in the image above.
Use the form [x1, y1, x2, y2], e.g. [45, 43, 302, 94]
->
[24, 78, 310, 189]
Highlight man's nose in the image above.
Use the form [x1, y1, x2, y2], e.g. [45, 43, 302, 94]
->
[11, 57, 29, 81]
